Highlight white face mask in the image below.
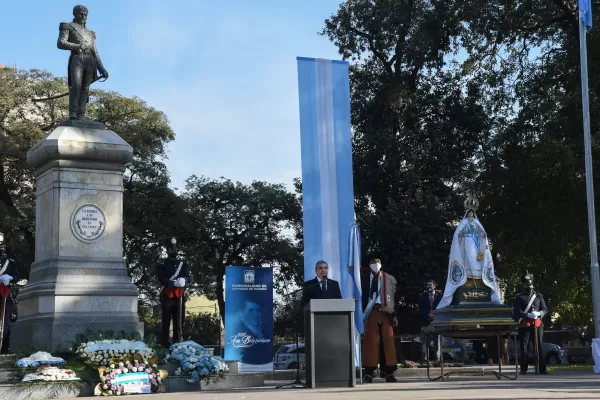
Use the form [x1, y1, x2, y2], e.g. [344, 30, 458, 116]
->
[370, 263, 381, 273]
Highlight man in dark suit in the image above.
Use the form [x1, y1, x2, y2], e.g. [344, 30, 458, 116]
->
[418, 279, 442, 363]
[301, 260, 342, 308]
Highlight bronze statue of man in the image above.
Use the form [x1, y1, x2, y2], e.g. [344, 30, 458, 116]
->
[57, 5, 109, 120]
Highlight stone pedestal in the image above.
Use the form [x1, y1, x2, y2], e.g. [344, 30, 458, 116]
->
[11, 120, 143, 353]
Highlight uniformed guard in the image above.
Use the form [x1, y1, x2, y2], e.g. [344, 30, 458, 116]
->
[57, 5, 109, 120]
[156, 238, 190, 347]
[0, 232, 20, 354]
[513, 270, 548, 374]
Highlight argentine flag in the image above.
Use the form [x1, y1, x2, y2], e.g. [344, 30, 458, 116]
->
[580, 0, 592, 28]
[348, 222, 364, 367]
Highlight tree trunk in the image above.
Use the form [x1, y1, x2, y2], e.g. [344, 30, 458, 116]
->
[216, 270, 225, 325]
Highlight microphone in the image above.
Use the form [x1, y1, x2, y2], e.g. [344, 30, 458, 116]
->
[322, 275, 328, 282]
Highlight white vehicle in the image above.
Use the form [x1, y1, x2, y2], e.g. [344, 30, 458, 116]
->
[274, 344, 305, 370]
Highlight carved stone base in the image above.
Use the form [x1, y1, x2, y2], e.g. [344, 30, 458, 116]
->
[11, 122, 142, 353]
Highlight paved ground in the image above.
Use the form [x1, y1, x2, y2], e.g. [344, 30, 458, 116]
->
[108, 371, 599, 399]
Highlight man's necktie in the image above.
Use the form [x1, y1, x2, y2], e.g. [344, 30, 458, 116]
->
[430, 294, 434, 308]
[321, 281, 327, 298]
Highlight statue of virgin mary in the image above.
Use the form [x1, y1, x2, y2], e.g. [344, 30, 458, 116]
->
[437, 197, 501, 309]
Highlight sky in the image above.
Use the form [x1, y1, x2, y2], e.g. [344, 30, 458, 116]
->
[0, 0, 344, 192]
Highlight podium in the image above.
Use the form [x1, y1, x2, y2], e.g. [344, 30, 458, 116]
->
[304, 299, 355, 388]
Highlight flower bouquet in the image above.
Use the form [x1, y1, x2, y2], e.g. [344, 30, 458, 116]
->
[22, 366, 80, 382]
[402, 361, 420, 368]
[167, 341, 228, 384]
[74, 339, 157, 368]
[93, 358, 166, 396]
[16, 351, 66, 368]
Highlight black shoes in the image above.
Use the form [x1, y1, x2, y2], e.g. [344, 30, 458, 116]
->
[362, 373, 397, 383]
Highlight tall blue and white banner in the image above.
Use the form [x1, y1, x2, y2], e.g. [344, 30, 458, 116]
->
[296, 57, 355, 299]
[224, 266, 273, 372]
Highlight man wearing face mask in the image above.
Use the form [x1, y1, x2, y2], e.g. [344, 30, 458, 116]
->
[361, 259, 398, 383]
[302, 260, 343, 308]
[156, 238, 190, 347]
[0, 232, 19, 354]
[513, 271, 548, 374]
[418, 279, 442, 363]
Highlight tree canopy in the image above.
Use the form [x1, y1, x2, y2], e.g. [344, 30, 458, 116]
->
[323, 0, 600, 335]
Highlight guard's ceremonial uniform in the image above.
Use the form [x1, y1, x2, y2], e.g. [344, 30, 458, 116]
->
[0, 251, 20, 354]
[156, 238, 190, 346]
[513, 271, 548, 374]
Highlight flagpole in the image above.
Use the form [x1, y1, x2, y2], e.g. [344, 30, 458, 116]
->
[579, 15, 600, 337]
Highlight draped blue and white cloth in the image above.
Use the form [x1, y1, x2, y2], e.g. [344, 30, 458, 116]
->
[437, 211, 501, 309]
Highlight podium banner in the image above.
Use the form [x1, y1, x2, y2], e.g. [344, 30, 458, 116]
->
[224, 266, 274, 372]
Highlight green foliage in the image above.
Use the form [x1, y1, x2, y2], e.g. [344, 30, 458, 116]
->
[273, 300, 299, 340]
[181, 176, 303, 321]
[182, 312, 222, 346]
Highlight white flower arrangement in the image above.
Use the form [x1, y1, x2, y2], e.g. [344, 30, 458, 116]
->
[74, 339, 156, 367]
[22, 366, 80, 382]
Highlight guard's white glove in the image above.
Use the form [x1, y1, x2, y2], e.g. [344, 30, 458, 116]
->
[527, 312, 535, 319]
[532, 311, 541, 318]
[0, 274, 12, 286]
[174, 278, 186, 288]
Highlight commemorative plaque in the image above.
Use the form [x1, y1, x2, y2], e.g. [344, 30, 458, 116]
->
[71, 203, 107, 243]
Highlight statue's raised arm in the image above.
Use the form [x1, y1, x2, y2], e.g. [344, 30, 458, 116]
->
[57, 5, 108, 120]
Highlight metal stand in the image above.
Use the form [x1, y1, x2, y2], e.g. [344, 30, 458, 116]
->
[491, 332, 518, 380]
[276, 290, 307, 389]
[425, 326, 519, 382]
[425, 333, 450, 382]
